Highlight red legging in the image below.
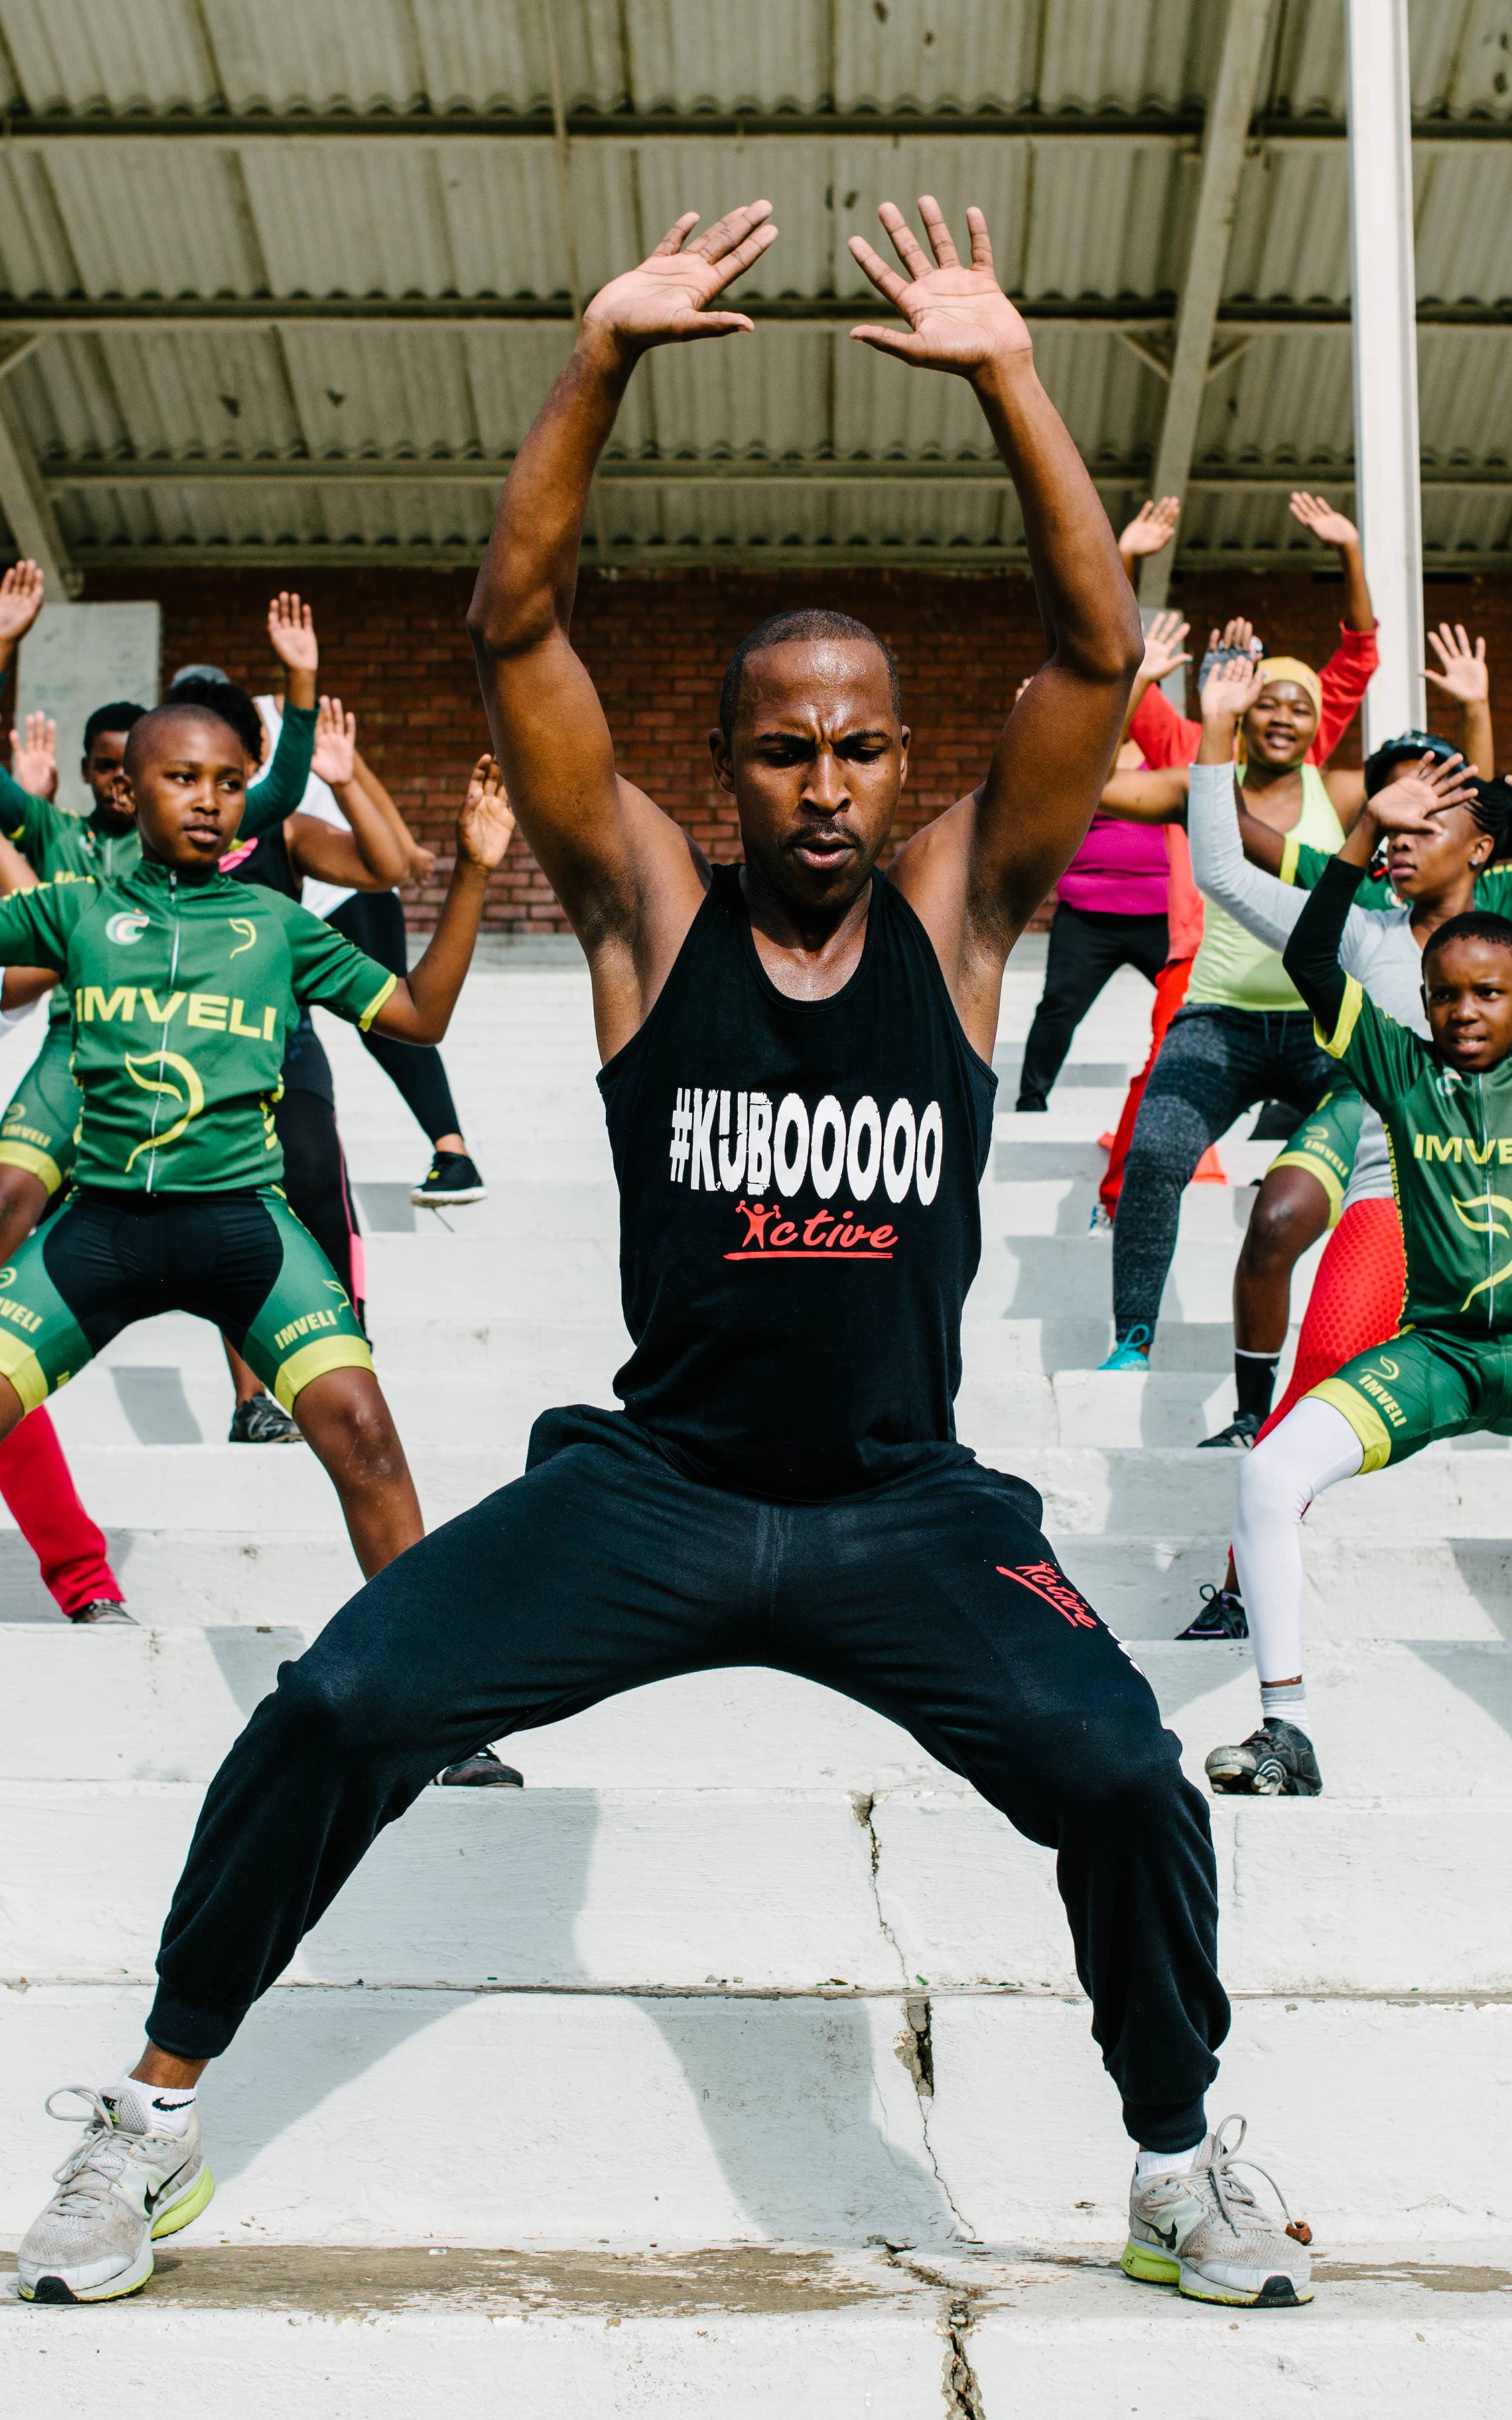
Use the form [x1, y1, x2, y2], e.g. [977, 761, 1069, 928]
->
[1254, 1195, 1407, 1446]
[0, 1408, 123, 1615]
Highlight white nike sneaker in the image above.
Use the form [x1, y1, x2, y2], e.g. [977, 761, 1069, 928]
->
[1122, 2115, 1313, 2307]
[17, 2084, 215, 2304]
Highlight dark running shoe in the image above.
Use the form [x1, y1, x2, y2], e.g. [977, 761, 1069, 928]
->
[68, 1601, 136, 1627]
[229, 1392, 302, 1445]
[1199, 1413, 1262, 1450]
[435, 1745, 524, 1788]
[1179, 1584, 1249, 1641]
[413, 1151, 487, 1207]
[1206, 1720, 1322, 1798]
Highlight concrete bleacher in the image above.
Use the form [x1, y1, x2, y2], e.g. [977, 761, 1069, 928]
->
[1, 940, 1507, 2413]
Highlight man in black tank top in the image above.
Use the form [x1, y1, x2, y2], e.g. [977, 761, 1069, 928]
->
[41, 202, 1309, 2314]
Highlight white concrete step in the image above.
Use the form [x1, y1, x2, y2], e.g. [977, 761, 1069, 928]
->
[0, 1986, 1504, 2248]
[7, 1778, 1506, 1997]
[2, 2243, 1506, 2419]
[3, 1637, 1506, 1792]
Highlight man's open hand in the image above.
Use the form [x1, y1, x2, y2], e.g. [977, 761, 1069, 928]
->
[267, 591, 318, 673]
[311, 695, 357, 788]
[10, 710, 56, 798]
[0, 559, 45, 648]
[581, 203, 776, 356]
[456, 755, 515, 871]
[849, 199, 1030, 377]
[1425, 623, 1489, 706]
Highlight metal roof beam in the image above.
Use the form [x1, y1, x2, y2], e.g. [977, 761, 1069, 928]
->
[1140, 0, 1274, 612]
[41, 458, 1511, 491]
[0, 107, 1508, 146]
[59, 540, 1512, 577]
[0, 336, 74, 594]
[5, 298, 1512, 333]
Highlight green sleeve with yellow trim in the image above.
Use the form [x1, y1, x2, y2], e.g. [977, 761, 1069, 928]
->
[278, 897, 396, 1031]
[0, 878, 87, 970]
[1316, 975, 1427, 1109]
[0, 765, 52, 862]
[1280, 832, 1396, 907]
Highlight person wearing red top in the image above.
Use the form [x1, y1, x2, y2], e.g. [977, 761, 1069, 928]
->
[1096, 495, 1379, 1229]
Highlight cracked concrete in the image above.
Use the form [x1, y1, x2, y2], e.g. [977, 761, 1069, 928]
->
[853, 1792, 979, 2245]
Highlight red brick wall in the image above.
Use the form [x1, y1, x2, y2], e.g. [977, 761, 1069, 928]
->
[87, 566, 1512, 933]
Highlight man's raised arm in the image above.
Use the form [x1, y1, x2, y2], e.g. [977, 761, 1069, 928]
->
[467, 202, 776, 1047]
[851, 201, 1144, 1021]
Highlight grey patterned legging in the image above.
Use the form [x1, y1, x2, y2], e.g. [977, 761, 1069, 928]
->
[1112, 1005, 1334, 1348]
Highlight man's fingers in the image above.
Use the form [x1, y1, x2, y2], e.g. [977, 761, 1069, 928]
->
[849, 325, 932, 364]
[915, 195, 960, 269]
[671, 311, 756, 341]
[965, 204, 994, 273]
[847, 235, 911, 308]
[703, 221, 778, 292]
[688, 200, 772, 263]
[874, 201, 933, 282]
[651, 211, 701, 258]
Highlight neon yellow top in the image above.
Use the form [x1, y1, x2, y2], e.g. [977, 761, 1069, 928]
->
[1186, 764, 1344, 1011]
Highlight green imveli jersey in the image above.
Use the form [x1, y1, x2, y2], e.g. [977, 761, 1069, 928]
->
[1282, 830, 1512, 918]
[1320, 974, 1512, 1332]
[0, 732, 307, 1025]
[0, 858, 395, 1192]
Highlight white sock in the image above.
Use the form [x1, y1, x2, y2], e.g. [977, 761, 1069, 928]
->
[110, 2074, 197, 2136]
[1260, 1679, 1309, 1731]
[1135, 2140, 1205, 2183]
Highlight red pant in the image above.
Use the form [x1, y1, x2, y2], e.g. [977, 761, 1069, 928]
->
[1100, 957, 1194, 1218]
[0, 1409, 122, 1615]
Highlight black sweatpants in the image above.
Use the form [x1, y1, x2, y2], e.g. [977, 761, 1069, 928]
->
[1018, 902, 1169, 1110]
[328, 891, 461, 1147]
[1112, 1003, 1335, 1347]
[149, 1405, 1227, 2148]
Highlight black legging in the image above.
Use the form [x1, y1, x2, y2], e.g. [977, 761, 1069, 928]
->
[328, 891, 462, 1147]
[1018, 903, 1169, 1109]
[275, 1087, 364, 1325]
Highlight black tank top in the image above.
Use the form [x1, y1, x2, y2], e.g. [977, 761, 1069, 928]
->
[599, 865, 997, 1500]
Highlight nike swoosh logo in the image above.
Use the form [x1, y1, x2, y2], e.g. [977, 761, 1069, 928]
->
[143, 2160, 191, 2214]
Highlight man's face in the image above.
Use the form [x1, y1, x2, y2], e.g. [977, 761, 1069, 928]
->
[709, 639, 910, 915]
[122, 710, 249, 871]
[1382, 776, 1489, 899]
[82, 728, 132, 822]
[1423, 936, 1512, 1072]
[1242, 679, 1318, 769]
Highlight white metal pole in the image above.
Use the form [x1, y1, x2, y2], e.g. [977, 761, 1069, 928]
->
[1346, 0, 1423, 747]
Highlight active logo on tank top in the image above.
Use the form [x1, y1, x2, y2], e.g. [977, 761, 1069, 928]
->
[666, 1084, 943, 1262]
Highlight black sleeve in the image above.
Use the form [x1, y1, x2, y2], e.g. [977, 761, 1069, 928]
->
[1282, 849, 1366, 1029]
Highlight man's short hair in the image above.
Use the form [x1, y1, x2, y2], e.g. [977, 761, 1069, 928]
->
[1422, 908, 1512, 967]
[718, 609, 901, 742]
[122, 698, 248, 780]
[82, 702, 148, 758]
[162, 675, 263, 762]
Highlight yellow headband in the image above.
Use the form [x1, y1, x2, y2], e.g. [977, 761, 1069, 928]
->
[1256, 655, 1322, 722]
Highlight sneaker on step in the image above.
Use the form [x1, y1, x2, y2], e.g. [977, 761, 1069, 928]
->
[67, 1600, 137, 1627]
[1178, 1584, 1249, 1641]
[1098, 1325, 1151, 1372]
[229, 1391, 302, 1445]
[434, 1743, 524, 1787]
[1088, 1203, 1113, 1235]
[1199, 1412, 1262, 1449]
[17, 2085, 215, 2305]
[1123, 2116, 1313, 2307]
[413, 1150, 487, 1207]
[1206, 1719, 1322, 1797]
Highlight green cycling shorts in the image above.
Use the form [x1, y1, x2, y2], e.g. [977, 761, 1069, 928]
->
[1310, 1325, 1512, 1473]
[0, 1021, 80, 1198]
[0, 1182, 371, 1416]
[1266, 1084, 1366, 1228]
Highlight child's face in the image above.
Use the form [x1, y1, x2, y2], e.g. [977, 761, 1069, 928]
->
[1423, 937, 1512, 1073]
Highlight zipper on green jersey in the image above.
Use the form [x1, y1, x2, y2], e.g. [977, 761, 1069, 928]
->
[1477, 1073, 1493, 1329]
[144, 874, 182, 1195]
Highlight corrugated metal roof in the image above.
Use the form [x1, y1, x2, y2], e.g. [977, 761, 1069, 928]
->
[2, 0, 1512, 576]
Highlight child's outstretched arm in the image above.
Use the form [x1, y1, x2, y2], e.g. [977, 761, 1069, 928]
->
[371, 756, 515, 1044]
